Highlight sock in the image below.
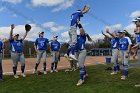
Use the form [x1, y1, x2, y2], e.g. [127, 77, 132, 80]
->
[51, 63, 54, 70]
[80, 67, 85, 80]
[43, 62, 46, 71]
[84, 66, 86, 75]
[124, 70, 128, 76]
[13, 66, 17, 75]
[71, 46, 75, 55]
[66, 47, 71, 56]
[21, 65, 25, 73]
[117, 64, 120, 71]
[54, 63, 58, 70]
[113, 66, 117, 72]
[0, 74, 2, 79]
[35, 63, 39, 71]
[124, 65, 128, 76]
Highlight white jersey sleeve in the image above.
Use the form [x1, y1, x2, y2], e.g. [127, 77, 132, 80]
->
[125, 37, 132, 45]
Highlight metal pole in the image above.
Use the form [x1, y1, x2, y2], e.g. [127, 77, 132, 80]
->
[29, 48, 31, 58]
[2, 49, 5, 59]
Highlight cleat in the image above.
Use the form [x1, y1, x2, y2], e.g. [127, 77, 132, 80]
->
[33, 69, 37, 74]
[54, 70, 58, 72]
[50, 70, 54, 73]
[69, 54, 77, 60]
[64, 54, 68, 58]
[135, 84, 140, 87]
[110, 71, 117, 75]
[21, 73, 26, 78]
[43, 71, 47, 75]
[14, 75, 19, 79]
[65, 69, 72, 72]
[121, 75, 127, 80]
[76, 79, 84, 86]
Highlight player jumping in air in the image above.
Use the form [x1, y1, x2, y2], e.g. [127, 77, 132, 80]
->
[64, 5, 90, 60]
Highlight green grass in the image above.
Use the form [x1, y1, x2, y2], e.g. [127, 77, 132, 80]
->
[1, 64, 140, 93]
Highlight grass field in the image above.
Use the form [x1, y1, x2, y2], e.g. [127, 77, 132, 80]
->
[1, 64, 140, 93]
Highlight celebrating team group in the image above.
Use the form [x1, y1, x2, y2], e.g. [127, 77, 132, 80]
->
[0, 4, 140, 86]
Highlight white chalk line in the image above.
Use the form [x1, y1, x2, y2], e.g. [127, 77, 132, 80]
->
[3, 62, 105, 75]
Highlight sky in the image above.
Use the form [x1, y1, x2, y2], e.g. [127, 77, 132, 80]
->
[0, 0, 140, 42]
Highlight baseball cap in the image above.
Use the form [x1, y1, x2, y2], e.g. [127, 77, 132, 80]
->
[14, 34, 19, 36]
[136, 16, 140, 20]
[77, 10, 81, 12]
[118, 30, 126, 33]
[132, 18, 138, 22]
[39, 32, 44, 34]
[53, 36, 58, 38]
[132, 17, 140, 22]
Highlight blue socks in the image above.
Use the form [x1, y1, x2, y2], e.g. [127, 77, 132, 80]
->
[80, 67, 85, 80]
[35, 63, 39, 70]
[21, 65, 25, 73]
[71, 46, 75, 55]
[67, 46, 75, 56]
[0, 74, 2, 80]
[43, 62, 46, 71]
[13, 66, 17, 75]
[124, 70, 128, 76]
[117, 64, 120, 71]
[113, 66, 117, 72]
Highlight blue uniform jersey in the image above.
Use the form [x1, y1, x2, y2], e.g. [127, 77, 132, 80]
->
[0, 41, 3, 53]
[135, 33, 140, 42]
[50, 41, 61, 51]
[35, 38, 49, 50]
[119, 37, 132, 51]
[135, 33, 140, 49]
[70, 11, 83, 27]
[9, 39, 23, 53]
[111, 37, 119, 49]
[76, 34, 86, 51]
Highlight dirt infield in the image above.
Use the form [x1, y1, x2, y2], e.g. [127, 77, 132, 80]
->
[2, 56, 136, 75]
[2, 56, 107, 75]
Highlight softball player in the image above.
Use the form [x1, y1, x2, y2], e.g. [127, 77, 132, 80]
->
[50, 36, 61, 73]
[65, 5, 90, 60]
[34, 32, 49, 74]
[0, 40, 3, 80]
[76, 31, 93, 86]
[132, 17, 140, 62]
[118, 30, 132, 80]
[9, 24, 30, 78]
[102, 29, 120, 75]
[133, 17, 140, 87]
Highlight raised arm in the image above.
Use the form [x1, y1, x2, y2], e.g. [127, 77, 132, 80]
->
[102, 31, 111, 39]
[82, 4, 90, 14]
[34, 43, 38, 53]
[85, 33, 92, 42]
[106, 28, 116, 38]
[10, 24, 14, 39]
[22, 32, 28, 41]
[22, 24, 31, 40]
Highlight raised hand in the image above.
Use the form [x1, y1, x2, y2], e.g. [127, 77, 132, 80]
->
[11, 24, 15, 30]
[106, 28, 110, 33]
